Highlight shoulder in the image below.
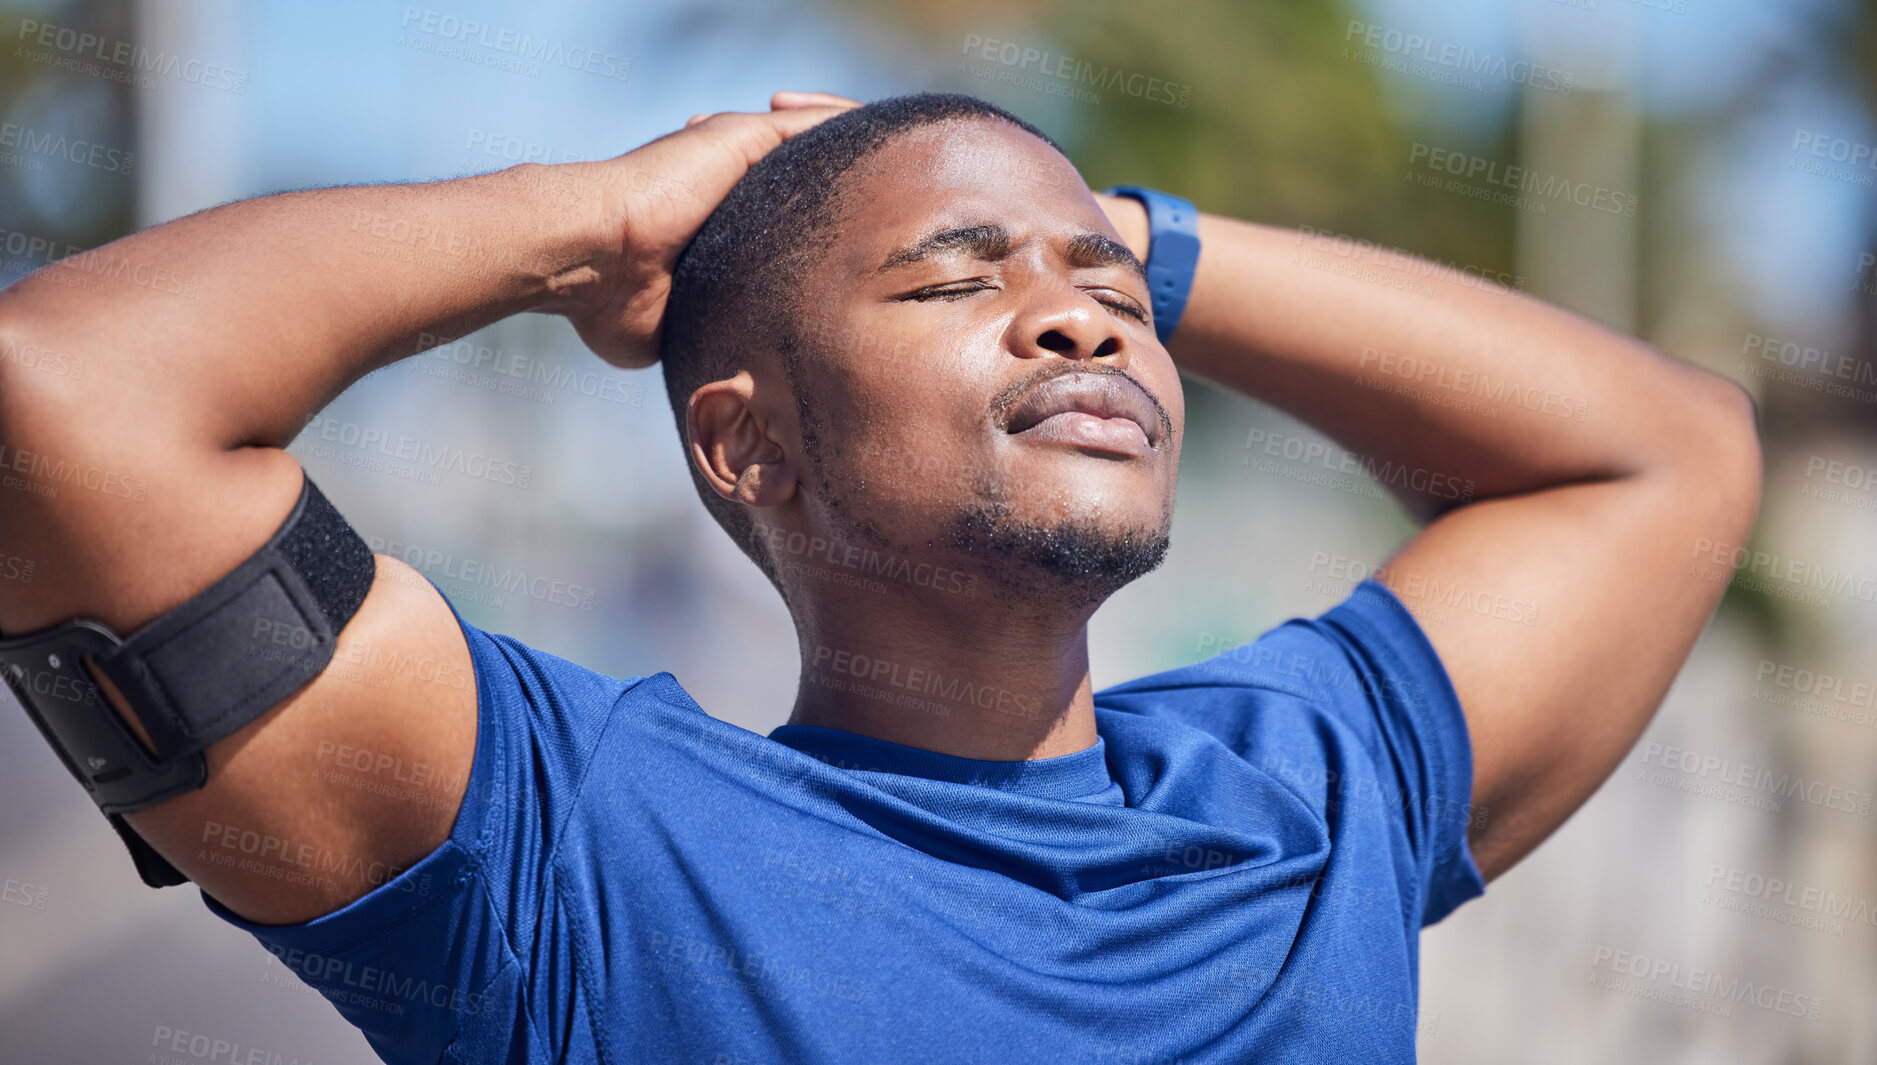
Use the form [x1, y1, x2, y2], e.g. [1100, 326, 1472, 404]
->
[1097, 581, 1453, 743]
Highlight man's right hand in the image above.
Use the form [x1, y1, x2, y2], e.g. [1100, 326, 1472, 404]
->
[561, 91, 859, 369]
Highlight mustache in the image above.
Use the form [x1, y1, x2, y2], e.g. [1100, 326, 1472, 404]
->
[989, 361, 1173, 441]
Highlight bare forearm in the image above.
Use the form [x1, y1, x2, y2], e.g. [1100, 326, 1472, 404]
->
[0, 162, 616, 453]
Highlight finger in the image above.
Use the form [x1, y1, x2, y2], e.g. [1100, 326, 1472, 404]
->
[771, 90, 862, 111]
[685, 112, 716, 128]
[753, 103, 854, 141]
[680, 104, 855, 168]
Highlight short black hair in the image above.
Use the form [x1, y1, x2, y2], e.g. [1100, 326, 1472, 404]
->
[658, 92, 1063, 595]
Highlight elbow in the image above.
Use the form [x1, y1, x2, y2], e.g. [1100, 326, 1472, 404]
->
[1709, 374, 1763, 513]
[1671, 373, 1764, 540]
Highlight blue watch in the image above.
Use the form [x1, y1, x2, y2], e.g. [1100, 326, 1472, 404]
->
[1102, 184, 1201, 344]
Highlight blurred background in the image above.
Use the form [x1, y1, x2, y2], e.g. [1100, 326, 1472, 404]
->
[0, 0, 1873, 1060]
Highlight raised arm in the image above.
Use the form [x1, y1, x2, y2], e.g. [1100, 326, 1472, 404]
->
[1099, 197, 1761, 881]
[0, 93, 855, 924]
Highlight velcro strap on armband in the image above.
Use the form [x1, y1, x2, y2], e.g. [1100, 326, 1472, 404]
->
[92, 471, 376, 761]
[80, 471, 376, 887]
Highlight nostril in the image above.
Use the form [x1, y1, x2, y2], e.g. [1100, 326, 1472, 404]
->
[1091, 337, 1120, 359]
[1036, 329, 1075, 353]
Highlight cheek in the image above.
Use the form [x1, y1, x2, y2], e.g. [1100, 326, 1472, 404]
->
[843, 385, 995, 506]
[803, 331, 994, 488]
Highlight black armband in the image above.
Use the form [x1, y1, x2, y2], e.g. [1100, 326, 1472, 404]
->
[0, 470, 376, 887]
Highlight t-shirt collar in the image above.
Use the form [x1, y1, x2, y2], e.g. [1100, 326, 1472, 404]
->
[767, 723, 1116, 801]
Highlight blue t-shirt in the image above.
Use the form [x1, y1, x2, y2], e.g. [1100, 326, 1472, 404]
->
[207, 579, 1485, 1064]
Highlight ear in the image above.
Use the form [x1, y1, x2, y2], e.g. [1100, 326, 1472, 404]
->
[688, 371, 800, 509]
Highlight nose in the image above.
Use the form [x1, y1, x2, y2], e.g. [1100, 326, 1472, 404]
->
[1005, 278, 1133, 367]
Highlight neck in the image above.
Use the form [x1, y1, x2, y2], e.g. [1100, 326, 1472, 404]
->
[784, 584, 1101, 762]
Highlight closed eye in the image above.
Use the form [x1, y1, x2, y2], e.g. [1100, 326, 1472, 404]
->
[898, 281, 1148, 324]
[1084, 288, 1149, 322]
[894, 280, 997, 302]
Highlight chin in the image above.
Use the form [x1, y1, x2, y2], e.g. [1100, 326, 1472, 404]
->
[945, 502, 1172, 606]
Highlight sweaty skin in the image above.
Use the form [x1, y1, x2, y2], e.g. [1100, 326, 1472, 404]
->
[0, 92, 1759, 928]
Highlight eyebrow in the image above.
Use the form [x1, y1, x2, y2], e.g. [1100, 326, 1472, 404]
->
[1064, 231, 1147, 285]
[874, 223, 1147, 285]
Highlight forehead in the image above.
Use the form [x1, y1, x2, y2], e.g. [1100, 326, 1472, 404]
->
[823, 119, 1105, 273]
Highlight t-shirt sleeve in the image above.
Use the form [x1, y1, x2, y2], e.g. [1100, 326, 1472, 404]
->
[1099, 579, 1486, 927]
[198, 586, 629, 1065]
[1311, 579, 1486, 925]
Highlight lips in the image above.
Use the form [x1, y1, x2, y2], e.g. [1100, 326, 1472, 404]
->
[1004, 370, 1162, 449]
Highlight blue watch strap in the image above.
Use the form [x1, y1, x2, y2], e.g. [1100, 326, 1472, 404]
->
[1103, 184, 1201, 344]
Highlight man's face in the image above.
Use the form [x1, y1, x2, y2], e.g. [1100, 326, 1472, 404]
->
[775, 118, 1184, 606]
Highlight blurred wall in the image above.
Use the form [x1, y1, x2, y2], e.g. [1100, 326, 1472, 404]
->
[1, 0, 1873, 1061]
